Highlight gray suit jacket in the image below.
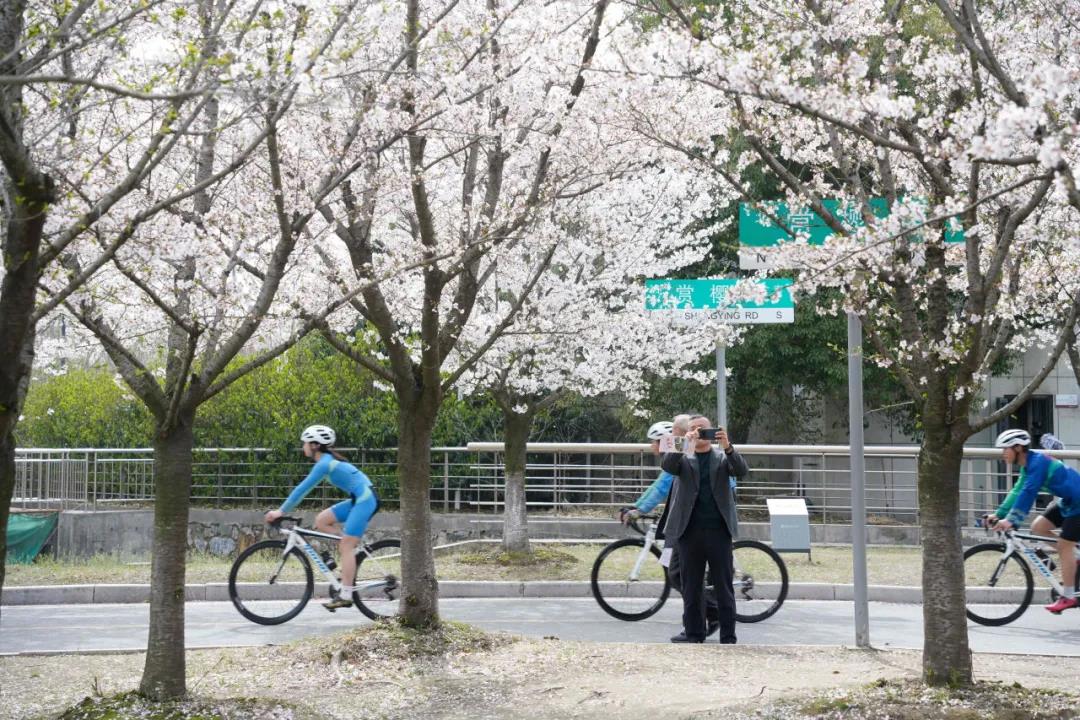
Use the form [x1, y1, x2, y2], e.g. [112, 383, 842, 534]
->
[661, 446, 749, 541]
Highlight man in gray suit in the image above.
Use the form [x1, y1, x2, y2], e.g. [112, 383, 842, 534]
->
[661, 415, 748, 643]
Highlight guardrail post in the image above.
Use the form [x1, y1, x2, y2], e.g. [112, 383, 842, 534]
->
[217, 451, 224, 505]
[443, 451, 449, 512]
[555, 451, 561, 512]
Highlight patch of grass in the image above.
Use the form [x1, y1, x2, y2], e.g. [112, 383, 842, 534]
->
[455, 546, 580, 568]
[800, 696, 853, 714]
[9, 543, 930, 586]
[312, 619, 516, 663]
[8, 553, 238, 586]
[772, 679, 1079, 720]
[57, 691, 297, 720]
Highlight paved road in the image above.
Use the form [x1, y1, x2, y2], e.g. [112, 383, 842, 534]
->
[3, 599, 1080, 655]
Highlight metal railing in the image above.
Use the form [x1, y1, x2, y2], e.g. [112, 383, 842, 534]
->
[12, 442, 1051, 525]
[12, 447, 481, 511]
[465, 442, 1056, 526]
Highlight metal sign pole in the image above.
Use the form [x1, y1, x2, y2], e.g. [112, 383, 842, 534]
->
[848, 311, 870, 647]
[716, 339, 727, 428]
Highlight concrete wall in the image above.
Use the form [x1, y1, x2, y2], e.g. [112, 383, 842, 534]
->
[54, 508, 921, 559]
[57, 508, 478, 559]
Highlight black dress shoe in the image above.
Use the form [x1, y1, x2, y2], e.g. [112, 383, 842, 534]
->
[719, 636, 737, 645]
[670, 632, 704, 643]
[705, 619, 720, 637]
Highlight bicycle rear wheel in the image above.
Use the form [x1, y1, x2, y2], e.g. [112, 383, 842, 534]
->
[732, 540, 788, 623]
[590, 538, 670, 621]
[229, 540, 314, 625]
[353, 538, 402, 620]
[963, 542, 1033, 626]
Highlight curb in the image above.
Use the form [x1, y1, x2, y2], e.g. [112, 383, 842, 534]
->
[0, 581, 978, 606]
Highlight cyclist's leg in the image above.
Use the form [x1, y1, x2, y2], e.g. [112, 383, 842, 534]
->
[1032, 502, 1061, 541]
[321, 499, 367, 610]
[315, 505, 344, 534]
[1046, 515, 1080, 612]
[339, 492, 377, 588]
[1058, 517, 1079, 595]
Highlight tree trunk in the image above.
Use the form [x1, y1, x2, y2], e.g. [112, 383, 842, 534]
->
[0, 330, 34, 602]
[502, 409, 534, 554]
[396, 399, 440, 627]
[0, 187, 49, 609]
[139, 413, 195, 700]
[0, 428, 16, 612]
[917, 430, 972, 685]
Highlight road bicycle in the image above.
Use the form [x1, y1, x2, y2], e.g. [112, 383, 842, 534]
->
[590, 513, 789, 623]
[964, 528, 1080, 626]
[228, 515, 401, 625]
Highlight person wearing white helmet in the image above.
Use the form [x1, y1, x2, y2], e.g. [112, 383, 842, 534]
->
[987, 428, 1080, 614]
[986, 433, 1070, 572]
[646, 420, 674, 441]
[621, 416, 688, 525]
[265, 425, 378, 611]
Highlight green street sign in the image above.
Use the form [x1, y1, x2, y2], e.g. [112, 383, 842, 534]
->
[644, 278, 794, 324]
[739, 198, 963, 269]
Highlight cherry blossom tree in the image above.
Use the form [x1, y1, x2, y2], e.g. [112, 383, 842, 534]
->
[615, 0, 1080, 684]
[454, 164, 734, 554]
[40, 0, 398, 699]
[0, 0, 261, 611]
[312, 0, 674, 626]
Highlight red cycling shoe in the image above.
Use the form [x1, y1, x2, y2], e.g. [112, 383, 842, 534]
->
[1045, 596, 1079, 614]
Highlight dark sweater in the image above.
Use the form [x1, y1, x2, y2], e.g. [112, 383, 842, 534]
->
[690, 450, 724, 529]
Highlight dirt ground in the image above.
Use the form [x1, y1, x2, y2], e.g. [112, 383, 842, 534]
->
[3, 627, 1079, 720]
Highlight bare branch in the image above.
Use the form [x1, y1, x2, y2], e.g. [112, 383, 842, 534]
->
[0, 74, 216, 100]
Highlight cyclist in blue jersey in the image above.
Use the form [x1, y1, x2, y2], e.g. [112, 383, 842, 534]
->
[989, 428, 1080, 614]
[265, 425, 378, 611]
[986, 433, 1066, 562]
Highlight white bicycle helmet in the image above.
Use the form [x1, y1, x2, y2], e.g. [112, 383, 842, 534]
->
[1040, 433, 1065, 451]
[647, 421, 674, 440]
[300, 424, 336, 446]
[994, 429, 1031, 448]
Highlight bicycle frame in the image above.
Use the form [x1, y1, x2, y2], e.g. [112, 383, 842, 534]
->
[626, 519, 663, 581]
[625, 516, 755, 592]
[279, 525, 391, 595]
[999, 530, 1069, 596]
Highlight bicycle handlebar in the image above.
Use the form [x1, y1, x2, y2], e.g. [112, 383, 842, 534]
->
[269, 515, 304, 528]
[627, 513, 661, 536]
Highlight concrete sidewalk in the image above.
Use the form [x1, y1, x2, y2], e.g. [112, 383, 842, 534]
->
[2, 581, 982, 605]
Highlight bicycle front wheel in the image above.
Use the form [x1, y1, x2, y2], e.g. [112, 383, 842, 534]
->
[964, 543, 1033, 626]
[590, 538, 670, 621]
[353, 538, 402, 621]
[229, 540, 314, 625]
[732, 540, 788, 623]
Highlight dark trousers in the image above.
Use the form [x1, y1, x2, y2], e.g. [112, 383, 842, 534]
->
[667, 546, 718, 622]
[675, 522, 735, 642]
